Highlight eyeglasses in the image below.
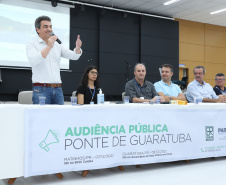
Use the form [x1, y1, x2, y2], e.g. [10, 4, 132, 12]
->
[194, 72, 203, 75]
[215, 79, 225, 81]
[90, 71, 98, 75]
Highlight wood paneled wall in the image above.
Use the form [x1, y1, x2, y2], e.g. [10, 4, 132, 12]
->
[176, 19, 226, 87]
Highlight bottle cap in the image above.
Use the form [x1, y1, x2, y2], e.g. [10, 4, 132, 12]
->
[99, 89, 102, 94]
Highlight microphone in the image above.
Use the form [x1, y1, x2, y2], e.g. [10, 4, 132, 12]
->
[49, 32, 62, 44]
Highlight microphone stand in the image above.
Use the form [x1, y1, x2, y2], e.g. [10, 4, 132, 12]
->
[125, 61, 130, 82]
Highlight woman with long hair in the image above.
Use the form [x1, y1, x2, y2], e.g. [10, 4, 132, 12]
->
[76, 65, 100, 104]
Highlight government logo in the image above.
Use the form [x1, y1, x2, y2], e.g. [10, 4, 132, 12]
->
[205, 126, 214, 141]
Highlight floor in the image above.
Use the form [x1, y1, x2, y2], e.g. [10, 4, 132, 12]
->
[1, 157, 226, 185]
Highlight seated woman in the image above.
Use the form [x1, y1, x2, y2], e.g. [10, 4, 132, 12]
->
[76, 66, 125, 176]
[76, 65, 100, 104]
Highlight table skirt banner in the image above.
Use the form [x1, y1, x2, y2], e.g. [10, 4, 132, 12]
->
[24, 108, 226, 177]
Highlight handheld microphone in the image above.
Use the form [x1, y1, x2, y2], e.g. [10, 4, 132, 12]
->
[49, 32, 62, 44]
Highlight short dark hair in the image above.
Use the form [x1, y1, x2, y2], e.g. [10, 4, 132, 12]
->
[80, 65, 100, 88]
[35, 15, 51, 34]
[215, 73, 225, 80]
[161, 64, 173, 72]
[193, 66, 206, 75]
[134, 63, 146, 71]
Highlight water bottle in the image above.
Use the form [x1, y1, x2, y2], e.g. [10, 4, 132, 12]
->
[97, 89, 104, 104]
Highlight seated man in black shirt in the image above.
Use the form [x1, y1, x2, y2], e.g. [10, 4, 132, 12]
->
[76, 65, 99, 104]
[213, 73, 226, 95]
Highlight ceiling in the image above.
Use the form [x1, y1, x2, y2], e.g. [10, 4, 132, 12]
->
[57, 0, 226, 27]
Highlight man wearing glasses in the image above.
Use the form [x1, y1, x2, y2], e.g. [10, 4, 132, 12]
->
[213, 73, 226, 95]
[186, 66, 226, 103]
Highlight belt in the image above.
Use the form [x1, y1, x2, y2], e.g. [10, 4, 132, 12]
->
[33, 83, 62, 88]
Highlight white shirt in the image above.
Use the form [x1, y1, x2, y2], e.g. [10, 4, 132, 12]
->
[26, 36, 82, 83]
[186, 80, 218, 103]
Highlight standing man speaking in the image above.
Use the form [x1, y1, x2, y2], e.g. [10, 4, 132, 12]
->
[26, 15, 82, 105]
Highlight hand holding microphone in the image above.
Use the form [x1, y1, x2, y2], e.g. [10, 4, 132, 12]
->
[47, 32, 81, 54]
[41, 32, 61, 58]
[49, 32, 62, 44]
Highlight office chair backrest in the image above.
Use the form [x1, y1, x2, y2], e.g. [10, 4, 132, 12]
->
[181, 77, 188, 84]
[181, 77, 188, 90]
[122, 92, 126, 102]
[18, 91, 33, 104]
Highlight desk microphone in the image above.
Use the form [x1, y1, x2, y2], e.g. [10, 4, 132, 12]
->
[49, 32, 62, 44]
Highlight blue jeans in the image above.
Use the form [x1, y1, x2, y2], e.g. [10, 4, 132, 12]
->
[32, 86, 64, 105]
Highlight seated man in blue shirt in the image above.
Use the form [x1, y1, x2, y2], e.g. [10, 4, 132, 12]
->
[186, 66, 226, 103]
[154, 64, 186, 102]
[213, 73, 226, 95]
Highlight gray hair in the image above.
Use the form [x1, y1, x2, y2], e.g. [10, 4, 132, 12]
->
[134, 63, 146, 71]
[215, 73, 225, 80]
[193, 66, 206, 75]
[35, 15, 51, 34]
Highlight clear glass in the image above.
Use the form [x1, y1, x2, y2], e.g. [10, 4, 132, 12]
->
[155, 96, 161, 104]
[194, 98, 202, 104]
[124, 96, 130, 104]
[70, 96, 77, 106]
[39, 97, 46, 105]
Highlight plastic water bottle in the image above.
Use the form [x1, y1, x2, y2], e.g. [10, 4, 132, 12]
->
[97, 89, 104, 104]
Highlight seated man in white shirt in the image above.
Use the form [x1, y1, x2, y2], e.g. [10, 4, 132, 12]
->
[26, 15, 82, 105]
[154, 64, 186, 102]
[186, 66, 226, 103]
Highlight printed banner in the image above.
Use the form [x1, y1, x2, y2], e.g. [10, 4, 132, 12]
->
[24, 107, 226, 177]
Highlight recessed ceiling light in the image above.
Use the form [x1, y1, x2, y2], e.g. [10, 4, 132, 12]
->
[210, 8, 226, 15]
[164, 0, 180, 5]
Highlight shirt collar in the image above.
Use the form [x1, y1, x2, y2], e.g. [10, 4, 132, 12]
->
[37, 36, 45, 43]
[215, 85, 226, 91]
[134, 78, 147, 87]
[194, 79, 205, 86]
[161, 80, 172, 87]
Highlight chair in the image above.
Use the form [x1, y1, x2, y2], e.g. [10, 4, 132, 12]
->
[18, 91, 33, 104]
[180, 77, 188, 90]
[122, 92, 126, 102]
[172, 77, 188, 90]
